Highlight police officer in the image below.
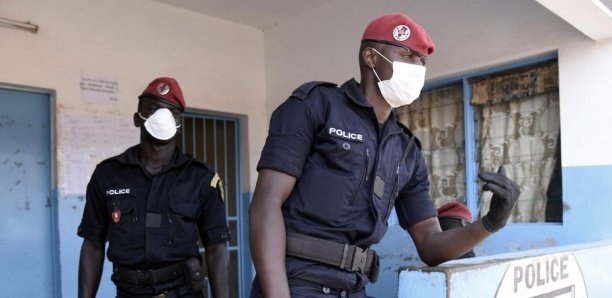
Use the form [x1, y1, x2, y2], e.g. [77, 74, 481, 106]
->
[249, 13, 520, 297]
[78, 77, 230, 298]
[437, 202, 476, 259]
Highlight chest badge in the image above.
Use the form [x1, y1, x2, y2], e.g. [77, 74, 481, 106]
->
[112, 209, 121, 223]
[328, 127, 364, 142]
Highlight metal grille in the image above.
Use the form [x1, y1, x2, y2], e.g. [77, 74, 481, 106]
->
[177, 112, 244, 297]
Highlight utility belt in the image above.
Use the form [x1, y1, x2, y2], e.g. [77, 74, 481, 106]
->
[286, 233, 380, 283]
[112, 257, 206, 293]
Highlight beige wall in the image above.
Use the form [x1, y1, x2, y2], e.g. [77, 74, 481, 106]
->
[1, 0, 267, 190]
[1, 0, 267, 296]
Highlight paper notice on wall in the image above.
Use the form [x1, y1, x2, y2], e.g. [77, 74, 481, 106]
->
[60, 111, 138, 195]
[80, 73, 119, 103]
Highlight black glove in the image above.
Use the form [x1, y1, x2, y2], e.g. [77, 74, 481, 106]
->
[478, 166, 520, 233]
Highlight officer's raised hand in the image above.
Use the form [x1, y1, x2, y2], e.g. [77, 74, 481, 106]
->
[478, 166, 520, 233]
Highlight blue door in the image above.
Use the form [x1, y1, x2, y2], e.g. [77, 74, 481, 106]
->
[0, 87, 57, 297]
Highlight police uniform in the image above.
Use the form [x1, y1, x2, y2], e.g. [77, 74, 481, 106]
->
[78, 145, 229, 297]
[252, 78, 437, 296]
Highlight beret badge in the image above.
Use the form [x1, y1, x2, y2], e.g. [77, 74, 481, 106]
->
[393, 25, 411, 41]
[156, 82, 170, 95]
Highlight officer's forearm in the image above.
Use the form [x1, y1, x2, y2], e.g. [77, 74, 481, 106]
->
[205, 243, 229, 298]
[409, 217, 489, 266]
[249, 199, 290, 298]
[78, 239, 105, 298]
[430, 220, 490, 265]
[248, 170, 295, 297]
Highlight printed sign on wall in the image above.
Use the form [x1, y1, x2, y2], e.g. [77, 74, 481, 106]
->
[80, 72, 118, 103]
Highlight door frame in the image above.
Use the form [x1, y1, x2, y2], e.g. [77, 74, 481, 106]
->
[0, 82, 60, 297]
[181, 107, 252, 297]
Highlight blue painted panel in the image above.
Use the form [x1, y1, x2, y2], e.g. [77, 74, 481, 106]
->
[369, 165, 612, 297]
[59, 194, 116, 298]
[561, 165, 612, 241]
[0, 88, 54, 297]
[368, 225, 422, 297]
[478, 164, 612, 254]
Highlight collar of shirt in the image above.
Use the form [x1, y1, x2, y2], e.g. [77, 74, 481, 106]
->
[340, 78, 371, 108]
[341, 78, 404, 136]
[113, 145, 190, 170]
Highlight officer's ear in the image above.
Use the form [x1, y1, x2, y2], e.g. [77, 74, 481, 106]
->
[362, 47, 378, 69]
[134, 113, 142, 128]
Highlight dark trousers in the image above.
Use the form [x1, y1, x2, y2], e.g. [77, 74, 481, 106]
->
[117, 286, 203, 298]
[115, 276, 203, 298]
[250, 257, 368, 298]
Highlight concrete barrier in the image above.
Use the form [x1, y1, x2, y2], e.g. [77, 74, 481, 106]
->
[398, 240, 612, 297]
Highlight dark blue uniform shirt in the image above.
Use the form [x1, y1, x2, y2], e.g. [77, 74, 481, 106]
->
[78, 145, 229, 268]
[257, 79, 437, 248]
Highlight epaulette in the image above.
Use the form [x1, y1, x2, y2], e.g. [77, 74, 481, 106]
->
[289, 81, 337, 101]
[396, 121, 423, 150]
[188, 157, 212, 171]
[101, 154, 124, 165]
[189, 159, 225, 201]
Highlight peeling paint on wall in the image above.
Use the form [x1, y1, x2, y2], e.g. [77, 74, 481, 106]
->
[0, 114, 16, 128]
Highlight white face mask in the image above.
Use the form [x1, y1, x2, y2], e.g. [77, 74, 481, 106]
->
[371, 48, 426, 108]
[138, 108, 181, 141]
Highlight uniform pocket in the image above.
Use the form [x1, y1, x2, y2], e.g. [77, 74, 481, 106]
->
[384, 166, 401, 220]
[106, 195, 137, 245]
[348, 147, 370, 204]
[314, 126, 365, 174]
[167, 196, 201, 245]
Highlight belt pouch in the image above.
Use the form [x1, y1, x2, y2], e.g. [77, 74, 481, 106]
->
[183, 258, 205, 293]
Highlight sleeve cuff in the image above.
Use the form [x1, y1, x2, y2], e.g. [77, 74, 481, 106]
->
[77, 224, 107, 242]
[201, 227, 230, 246]
[395, 190, 438, 230]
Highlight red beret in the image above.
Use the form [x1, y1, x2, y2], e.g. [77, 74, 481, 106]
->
[437, 202, 473, 222]
[139, 77, 185, 111]
[362, 13, 435, 56]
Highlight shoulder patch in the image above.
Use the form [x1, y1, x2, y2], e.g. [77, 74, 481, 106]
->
[210, 173, 220, 188]
[210, 173, 225, 202]
[290, 81, 337, 101]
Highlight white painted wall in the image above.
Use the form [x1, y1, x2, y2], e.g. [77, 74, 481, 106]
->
[558, 38, 612, 167]
[2, 0, 266, 296]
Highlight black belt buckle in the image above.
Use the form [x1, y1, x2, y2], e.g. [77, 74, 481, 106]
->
[135, 269, 154, 284]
